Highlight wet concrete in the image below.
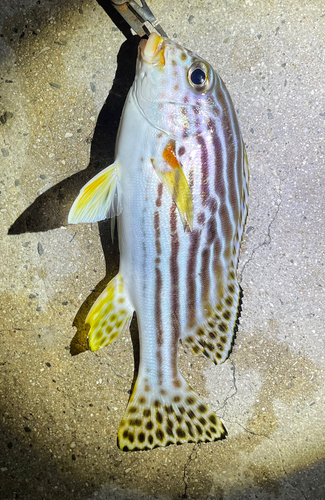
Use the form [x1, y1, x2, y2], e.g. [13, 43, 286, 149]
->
[1, 0, 325, 499]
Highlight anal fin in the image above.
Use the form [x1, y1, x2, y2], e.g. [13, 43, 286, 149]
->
[86, 274, 134, 351]
[117, 373, 226, 451]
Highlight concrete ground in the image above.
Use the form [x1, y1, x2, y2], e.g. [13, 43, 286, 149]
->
[1, 0, 325, 499]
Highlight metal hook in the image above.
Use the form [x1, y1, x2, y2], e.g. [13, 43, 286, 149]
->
[110, 0, 168, 38]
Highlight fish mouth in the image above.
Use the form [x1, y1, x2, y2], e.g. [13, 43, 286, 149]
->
[139, 32, 165, 66]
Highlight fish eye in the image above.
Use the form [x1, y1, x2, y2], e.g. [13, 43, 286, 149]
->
[188, 61, 210, 92]
[191, 68, 206, 85]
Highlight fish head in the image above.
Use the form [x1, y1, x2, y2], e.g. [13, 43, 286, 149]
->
[135, 33, 219, 139]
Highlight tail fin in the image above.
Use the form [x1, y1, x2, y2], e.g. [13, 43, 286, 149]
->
[117, 374, 226, 451]
[86, 274, 134, 351]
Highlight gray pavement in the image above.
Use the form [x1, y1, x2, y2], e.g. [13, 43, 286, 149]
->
[1, 0, 324, 499]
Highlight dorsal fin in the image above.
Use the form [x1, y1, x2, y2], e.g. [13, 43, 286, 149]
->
[182, 281, 242, 365]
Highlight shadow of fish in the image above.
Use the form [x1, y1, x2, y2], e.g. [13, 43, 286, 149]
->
[69, 33, 249, 451]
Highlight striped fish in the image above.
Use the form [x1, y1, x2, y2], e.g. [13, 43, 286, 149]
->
[69, 33, 249, 451]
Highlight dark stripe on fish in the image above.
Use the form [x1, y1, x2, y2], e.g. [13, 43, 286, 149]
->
[154, 211, 162, 257]
[154, 184, 164, 385]
[219, 203, 233, 251]
[186, 230, 200, 328]
[170, 203, 180, 379]
[206, 216, 217, 245]
[213, 236, 224, 296]
[156, 182, 163, 207]
[201, 247, 210, 305]
[155, 265, 163, 385]
[210, 109, 233, 257]
[210, 121, 226, 201]
[218, 79, 242, 226]
[197, 212, 206, 225]
[197, 135, 209, 206]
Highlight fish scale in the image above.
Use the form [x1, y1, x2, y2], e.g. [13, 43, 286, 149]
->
[68, 32, 248, 451]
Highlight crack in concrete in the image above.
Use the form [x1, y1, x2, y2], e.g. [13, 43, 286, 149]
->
[287, 483, 308, 500]
[235, 421, 269, 438]
[106, 363, 128, 380]
[216, 360, 237, 417]
[239, 189, 282, 283]
[0, 327, 42, 333]
[219, 416, 270, 438]
[181, 443, 200, 499]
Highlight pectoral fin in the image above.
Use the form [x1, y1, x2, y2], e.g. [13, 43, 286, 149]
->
[152, 140, 193, 231]
[68, 162, 122, 224]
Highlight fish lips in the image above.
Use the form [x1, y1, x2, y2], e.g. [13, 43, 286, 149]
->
[139, 32, 165, 66]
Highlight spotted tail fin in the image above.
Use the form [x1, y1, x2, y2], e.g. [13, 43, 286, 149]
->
[117, 373, 226, 451]
[86, 274, 134, 351]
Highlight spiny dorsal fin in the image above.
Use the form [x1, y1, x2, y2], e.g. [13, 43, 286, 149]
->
[68, 162, 122, 224]
[86, 274, 134, 351]
[152, 140, 193, 231]
[117, 373, 226, 451]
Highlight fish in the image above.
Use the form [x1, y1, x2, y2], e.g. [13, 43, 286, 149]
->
[68, 32, 249, 451]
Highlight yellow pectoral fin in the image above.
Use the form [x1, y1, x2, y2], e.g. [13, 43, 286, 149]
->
[86, 274, 134, 351]
[68, 162, 122, 224]
[152, 141, 193, 231]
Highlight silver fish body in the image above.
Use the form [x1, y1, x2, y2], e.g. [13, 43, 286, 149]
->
[69, 33, 249, 451]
